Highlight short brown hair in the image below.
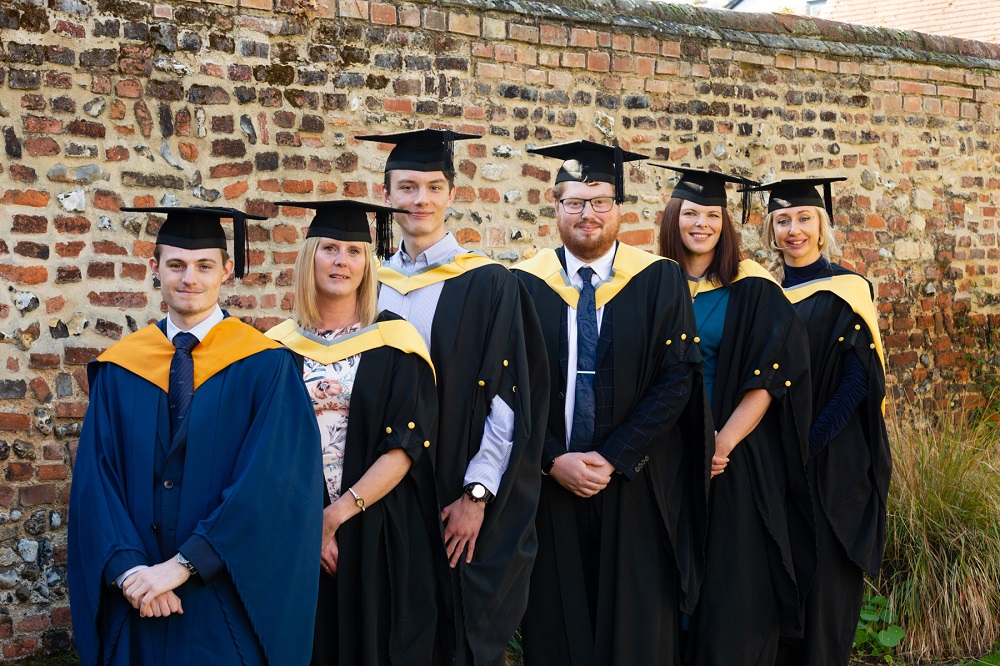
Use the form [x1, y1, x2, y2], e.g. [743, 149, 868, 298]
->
[658, 197, 740, 288]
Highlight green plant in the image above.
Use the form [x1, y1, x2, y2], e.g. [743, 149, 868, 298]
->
[854, 585, 905, 662]
[879, 409, 1000, 660]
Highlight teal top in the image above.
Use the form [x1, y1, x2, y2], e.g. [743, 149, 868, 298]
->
[691, 284, 730, 406]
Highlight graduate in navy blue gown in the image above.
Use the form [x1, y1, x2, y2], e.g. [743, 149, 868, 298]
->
[655, 167, 815, 665]
[751, 178, 891, 666]
[68, 206, 324, 666]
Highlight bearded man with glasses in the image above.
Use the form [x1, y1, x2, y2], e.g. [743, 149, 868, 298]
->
[512, 141, 713, 666]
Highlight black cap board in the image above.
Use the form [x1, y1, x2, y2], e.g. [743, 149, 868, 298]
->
[742, 177, 848, 223]
[527, 140, 648, 204]
[651, 164, 759, 224]
[120, 205, 266, 279]
[354, 128, 481, 175]
[275, 200, 408, 260]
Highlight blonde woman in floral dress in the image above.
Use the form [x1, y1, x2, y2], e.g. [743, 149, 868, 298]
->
[267, 200, 447, 666]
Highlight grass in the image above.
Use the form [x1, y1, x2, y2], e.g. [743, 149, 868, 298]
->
[878, 407, 1000, 661]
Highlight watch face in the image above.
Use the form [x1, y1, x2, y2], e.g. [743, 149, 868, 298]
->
[472, 484, 486, 499]
[355, 497, 364, 508]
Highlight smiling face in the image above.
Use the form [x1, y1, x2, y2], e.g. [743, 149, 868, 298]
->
[313, 238, 368, 304]
[772, 205, 823, 266]
[677, 199, 724, 263]
[555, 180, 621, 263]
[383, 169, 456, 248]
[150, 245, 232, 327]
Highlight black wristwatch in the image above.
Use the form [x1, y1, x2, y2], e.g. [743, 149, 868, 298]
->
[541, 456, 556, 476]
[464, 482, 494, 503]
[176, 552, 198, 577]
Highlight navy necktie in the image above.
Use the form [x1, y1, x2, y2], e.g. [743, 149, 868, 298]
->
[569, 266, 598, 452]
[168, 332, 199, 440]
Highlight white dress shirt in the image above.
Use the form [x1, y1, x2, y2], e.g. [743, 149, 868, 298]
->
[379, 235, 513, 496]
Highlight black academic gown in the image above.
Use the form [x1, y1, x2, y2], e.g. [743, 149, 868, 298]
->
[267, 312, 446, 666]
[379, 259, 550, 666]
[688, 261, 816, 666]
[513, 245, 713, 666]
[782, 262, 891, 665]
[68, 317, 323, 666]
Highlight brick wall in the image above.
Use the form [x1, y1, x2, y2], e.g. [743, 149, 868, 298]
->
[1, 0, 999, 658]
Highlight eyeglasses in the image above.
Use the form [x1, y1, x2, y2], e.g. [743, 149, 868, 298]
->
[558, 197, 615, 214]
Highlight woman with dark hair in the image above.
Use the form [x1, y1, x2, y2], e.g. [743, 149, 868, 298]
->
[655, 166, 815, 665]
[266, 200, 448, 666]
[752, 177, 891, 666]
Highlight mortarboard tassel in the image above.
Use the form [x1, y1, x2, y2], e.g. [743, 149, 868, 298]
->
[375, 210, 393, 260]
[823, 181, 835, 226]
[741, 188, 753, 226]
[613, 144, 625, 204]
[442, 129, 455, 175]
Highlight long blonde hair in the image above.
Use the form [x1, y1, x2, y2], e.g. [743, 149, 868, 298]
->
[762, 206, 839, 283]
[292, 236, 379, 330]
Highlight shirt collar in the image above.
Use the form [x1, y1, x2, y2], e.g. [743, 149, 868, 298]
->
[565, 241, 617, 284]
[166, 305, 224, 343]
[396, 232, 462, 269]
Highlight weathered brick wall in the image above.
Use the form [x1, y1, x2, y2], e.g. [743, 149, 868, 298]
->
[1, 0, 999, 658]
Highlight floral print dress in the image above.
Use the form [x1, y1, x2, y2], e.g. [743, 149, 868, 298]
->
[301, 323, 362, 502]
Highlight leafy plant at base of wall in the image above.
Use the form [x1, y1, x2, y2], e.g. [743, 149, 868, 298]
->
[854, 587, 905, 662]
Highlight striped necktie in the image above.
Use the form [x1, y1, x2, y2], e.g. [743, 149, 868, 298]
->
[168, 332, 199, 440]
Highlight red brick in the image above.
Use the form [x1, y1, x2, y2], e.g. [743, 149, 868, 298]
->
[5, 462, 33, 481]
[55, 401, 87, 417]
[9, 164, 37, 183]
[116, 79, 142, 98]
[11, 214, 47, 234]
[178, 142, 198, 162]
[384, 98, 414, 114]
[274, 251, 298, 264]
[37, 464, 69, 481]
[19, 484, 56, 506]
[343, 182, 368, 197]
[3, 637, 39, 659]
[74, 367, 90, 395]
[16, 615, 48, 634]
[45, 296, 66, 314]
[54, 20, 85, 38]
[587, 52, 610, 72]
[282, 179, 313, 194]
[51, 607, 72, 628]
[0, 265, 47, 284]
[106, 145, 129, 161]
[29, 354, 60, 370]
[1, 189, 50, 207]
[371, 3, 396, 24]
[23, 137, 60, 157]
[23, 115, 62, 133]
[56, 241, 85, 257]
[0, 486, 14, 508]
[54, 215, 91, 234]
[455, 228, 482, 244]
[209, 161, 253, 179]
[133, 240, 155, 258]
[29, 376, 51, 401]
[87, 292, 148, 308]
[619, 229, 655, 247]
[570, 28, 598, 48]
[223, 180, 249, 199]
[120, 262, 146, 280]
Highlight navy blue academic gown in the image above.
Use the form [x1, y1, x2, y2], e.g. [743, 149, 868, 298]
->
[68, 318, 324, 666]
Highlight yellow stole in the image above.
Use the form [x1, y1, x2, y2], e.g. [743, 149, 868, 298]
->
[266, 319, 436, 382]
[96, 318, 280, 392]
[512, 244, 666, 309]
[377, 253, 499, 295]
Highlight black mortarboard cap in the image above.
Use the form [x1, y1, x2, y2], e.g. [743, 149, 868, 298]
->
[354, 128, 481, 175]
[742, 177, 848, 223]
[527, 140, 648, 204]
[651, 164, 759, 224]
[120, 205, 266, 279]
[275, 200, 407, 260]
